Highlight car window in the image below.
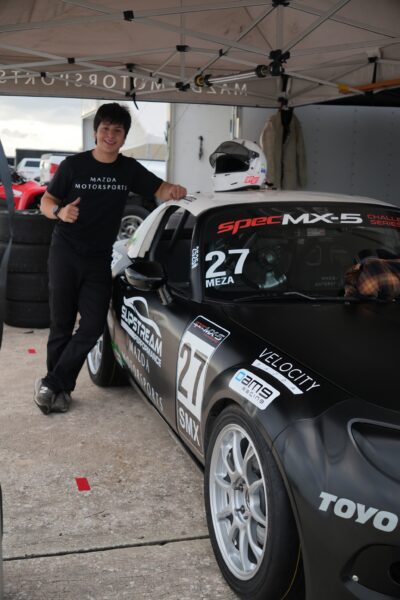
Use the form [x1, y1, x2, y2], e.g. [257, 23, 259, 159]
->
[25, 160, 40, 167]
[201, 203, 400, 299]
[149, 207, 194, 292]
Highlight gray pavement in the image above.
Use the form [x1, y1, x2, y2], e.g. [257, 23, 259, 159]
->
[0, 325, 236, 599]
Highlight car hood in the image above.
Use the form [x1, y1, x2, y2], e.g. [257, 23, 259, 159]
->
[223, 301, 399, 413]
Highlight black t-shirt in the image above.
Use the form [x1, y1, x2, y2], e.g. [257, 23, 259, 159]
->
[48, 151, 162, 256]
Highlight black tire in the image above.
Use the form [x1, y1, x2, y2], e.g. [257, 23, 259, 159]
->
[204, 405, 302, 600]
[117, 205, 149, 240]
[6, 272, 49, 302]
[0, 241, 50, 273]
[5, 298, 50, 328]
[87, 324, 127, 386]
[0, 209, 54, 244]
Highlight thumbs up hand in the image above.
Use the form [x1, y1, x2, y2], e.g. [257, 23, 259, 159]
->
[59, 197, 80, 223]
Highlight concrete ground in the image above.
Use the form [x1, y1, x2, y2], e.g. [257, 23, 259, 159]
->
[0, 325, 236, 600]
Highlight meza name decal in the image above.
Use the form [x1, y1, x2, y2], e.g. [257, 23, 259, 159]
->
[205, 249, 249, 287]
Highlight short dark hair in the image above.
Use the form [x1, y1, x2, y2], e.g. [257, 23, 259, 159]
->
[93, 103, 132, 137]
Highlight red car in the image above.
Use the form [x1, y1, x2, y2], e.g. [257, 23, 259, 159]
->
[0, 167, 46, 210]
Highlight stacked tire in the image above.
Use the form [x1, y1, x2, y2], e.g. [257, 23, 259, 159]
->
[118, 201, 150, 240]
[0, 210, 55, 328]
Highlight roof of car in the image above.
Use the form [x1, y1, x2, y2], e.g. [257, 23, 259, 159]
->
[170, 189, 396, 217]
[126, 189, 398, 260]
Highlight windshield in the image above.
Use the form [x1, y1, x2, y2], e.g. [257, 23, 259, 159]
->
[201, 203, 400, 300]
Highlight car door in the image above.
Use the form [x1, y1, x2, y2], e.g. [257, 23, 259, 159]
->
[115, 206, 197, 428]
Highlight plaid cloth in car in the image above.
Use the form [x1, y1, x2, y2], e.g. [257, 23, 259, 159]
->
[344, 257, 400, 300]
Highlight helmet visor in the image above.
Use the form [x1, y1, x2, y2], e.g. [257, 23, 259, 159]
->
[209, 141, 258, 173]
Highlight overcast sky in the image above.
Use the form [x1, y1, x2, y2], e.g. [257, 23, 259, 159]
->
[0, 96, 168, 158]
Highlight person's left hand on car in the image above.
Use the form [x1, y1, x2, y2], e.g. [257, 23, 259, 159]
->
[156, 181, 187, 201]
[169, 184, 187, 200]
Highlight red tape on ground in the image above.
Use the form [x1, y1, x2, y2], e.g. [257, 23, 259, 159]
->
[75, 477, 91, 491]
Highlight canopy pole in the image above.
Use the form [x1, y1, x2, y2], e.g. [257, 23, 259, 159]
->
[283, 0, 352, 53]
[193, 5, 274, 75]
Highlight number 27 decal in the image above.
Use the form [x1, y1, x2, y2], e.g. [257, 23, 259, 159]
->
[176, 316, 230, 420]
[178, 344, 207, 406]
[205, 249, 249, 279]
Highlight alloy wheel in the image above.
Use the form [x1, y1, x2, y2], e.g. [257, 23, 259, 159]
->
[208, 423, 267, 580]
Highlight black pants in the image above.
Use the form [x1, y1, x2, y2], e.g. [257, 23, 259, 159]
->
[43, 244, 112, 393]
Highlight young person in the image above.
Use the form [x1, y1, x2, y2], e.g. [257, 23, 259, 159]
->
[34, 102, 187, 414]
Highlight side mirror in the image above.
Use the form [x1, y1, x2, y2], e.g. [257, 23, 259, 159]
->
[125, 258, 166, 292]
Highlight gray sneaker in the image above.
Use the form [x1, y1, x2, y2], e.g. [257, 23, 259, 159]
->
[52, 391, 72, 413]
[34, 379, 56, 415]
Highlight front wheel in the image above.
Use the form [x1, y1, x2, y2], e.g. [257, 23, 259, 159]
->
[204, 405, 303, 600]
[87, 324, 127, 387]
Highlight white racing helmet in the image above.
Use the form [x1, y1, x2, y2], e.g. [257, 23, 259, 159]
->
[209, 139, 267, 192]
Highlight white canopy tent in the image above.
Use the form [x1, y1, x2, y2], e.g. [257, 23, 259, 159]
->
[0, 0, 400, 108]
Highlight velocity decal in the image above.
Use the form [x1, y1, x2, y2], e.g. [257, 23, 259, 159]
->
[252, 347, 320, 394]
[121, 296, 162, 367]
[205, 248, 249, 287]
[177, 316, 230, 450]
[229, 369, 280, 409]
[217, 213, 363, 235]
[318, 492, 398, 533]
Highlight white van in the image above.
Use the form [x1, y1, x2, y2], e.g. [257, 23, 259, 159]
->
[16, 157, 41, 181]
[39, 153, 73, 185]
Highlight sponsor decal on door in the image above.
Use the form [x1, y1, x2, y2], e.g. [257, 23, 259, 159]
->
[121, 296, 163, 367]
[229, 368, 280, 409]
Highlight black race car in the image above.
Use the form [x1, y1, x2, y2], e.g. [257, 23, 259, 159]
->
[87, 191, 400, 600]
